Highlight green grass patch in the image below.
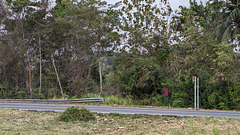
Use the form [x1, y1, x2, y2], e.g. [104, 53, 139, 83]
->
[103, 95, 133, 105]
[0, 109, 239, 135]
[81, 93, 134, 106]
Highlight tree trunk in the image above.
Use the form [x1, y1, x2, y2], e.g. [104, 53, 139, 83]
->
[52, 55, 64, 96]
[26, 51, 33, 99]
[99, 57, 103, 93]
[96, 41, 103, 94]
[39, 33, 42, 95]
[83, 59, 93, 83]
[23, 27, 34, 99]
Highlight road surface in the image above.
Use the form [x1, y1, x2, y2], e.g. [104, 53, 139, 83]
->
[0, 103, 239, 118]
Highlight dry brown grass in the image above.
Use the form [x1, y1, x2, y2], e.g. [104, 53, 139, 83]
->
[0, 109, 239, 135]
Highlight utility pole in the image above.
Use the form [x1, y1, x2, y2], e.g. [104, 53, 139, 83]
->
[197, 78, 199, 109]
[194, 76, 196, 109]
[193, 76, 200, 109]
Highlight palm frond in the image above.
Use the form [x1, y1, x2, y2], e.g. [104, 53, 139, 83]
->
[214, 21, 231, 41]
[222, 24, 234, 41]
[228, 8, 240, 21]
[233, 26, 240, 37]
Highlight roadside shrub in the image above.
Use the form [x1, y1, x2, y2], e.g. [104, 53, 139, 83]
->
[172, 99, 185, 107]
[218, 102, 229, 110]
[150, 94, 165, 106]
[104, 95, 133, 105]
[138, 98, 151, 105]
[81, 93, 101, 98]
[0, 85, 7, 98]
[171, 91, 188, 108]
[58, 106, 96, 122]
[15, 88, 27, 99]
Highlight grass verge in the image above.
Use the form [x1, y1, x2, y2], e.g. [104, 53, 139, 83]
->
[0, 109, 239, 135]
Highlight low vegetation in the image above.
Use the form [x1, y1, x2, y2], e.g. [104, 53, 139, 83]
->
[0, 109, 239, 135]
[58, 106, 96, 122]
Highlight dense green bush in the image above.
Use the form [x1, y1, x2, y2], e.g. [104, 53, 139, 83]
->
[58, 107, 96, 122]
[115, 55, 169, 99]
[172, 99, 185, 108]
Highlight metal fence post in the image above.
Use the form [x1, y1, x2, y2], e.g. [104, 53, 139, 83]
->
[197, 78, 199, 109]
[194, 76, 196, 109]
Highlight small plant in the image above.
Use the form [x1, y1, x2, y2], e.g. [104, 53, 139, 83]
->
[70, 95, 77, 99]
[60, 93, 69, 99]
[58, 106, 96, 122]
[172, 99, 185, 107]
[81, 93, 101, 98]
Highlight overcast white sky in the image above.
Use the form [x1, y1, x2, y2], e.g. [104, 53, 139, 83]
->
[169, 0, 207, 10]
[106, 0, 207, 11]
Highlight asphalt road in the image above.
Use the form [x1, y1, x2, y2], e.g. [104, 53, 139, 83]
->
[0, 103, 240, 118]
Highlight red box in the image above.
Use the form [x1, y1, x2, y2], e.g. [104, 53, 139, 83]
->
[164, 87, 169, 96]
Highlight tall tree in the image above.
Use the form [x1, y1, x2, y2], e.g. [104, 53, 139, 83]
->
[54, 0, 120, 94]
[25, 0, 50, 96]
[119, 0, 172, 54]
[3, 0, 35, 98]
[2, 0, 51, 98]
[113, 0, 173, 99]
